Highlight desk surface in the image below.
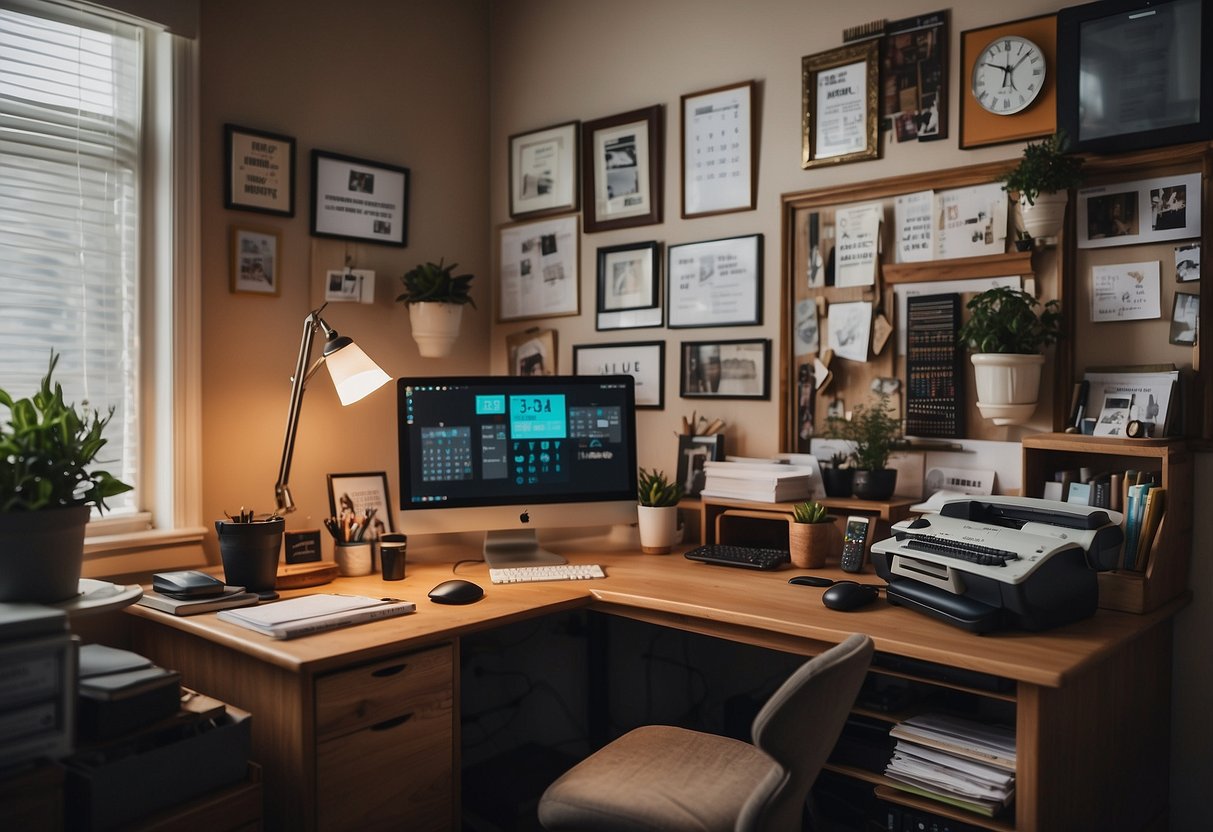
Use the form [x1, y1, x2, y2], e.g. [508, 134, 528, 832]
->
[124, 541, 1180, 688]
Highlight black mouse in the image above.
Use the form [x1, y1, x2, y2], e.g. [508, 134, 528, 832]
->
[428, 579, 484, 605]
[821, 581, 880, 611]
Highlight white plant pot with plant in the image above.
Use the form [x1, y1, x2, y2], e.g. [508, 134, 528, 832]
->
[0, 353, 132, 602]
[1001, 131, 1085, 246]
[397, 259, 476, 358]
[959, 287, 1062, 426]
[637, 467, 683, 554]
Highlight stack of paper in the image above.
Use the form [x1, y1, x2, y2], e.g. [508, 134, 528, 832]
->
[884, 714, 1016, 818]
[699, 460, 813, 503]
[217, 593, 415, 639]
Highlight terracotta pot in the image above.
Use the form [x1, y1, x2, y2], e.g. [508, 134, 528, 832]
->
[789, 521, 835, 569]
[637, 505, 679, 554]
[0, 505, 90, 602]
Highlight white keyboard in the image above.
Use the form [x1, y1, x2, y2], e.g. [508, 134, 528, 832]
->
[488, 564, 606, 584]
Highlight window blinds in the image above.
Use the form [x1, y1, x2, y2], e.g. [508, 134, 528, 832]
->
[0, 4, 142, 512]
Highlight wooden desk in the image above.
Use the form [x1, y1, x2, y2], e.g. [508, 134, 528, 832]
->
[123, 545, 1178, 832]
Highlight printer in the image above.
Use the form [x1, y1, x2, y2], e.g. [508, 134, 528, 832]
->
[870, 496, 1124, 633]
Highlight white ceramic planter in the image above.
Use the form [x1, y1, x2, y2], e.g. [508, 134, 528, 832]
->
[1019, 192, 1068, 242]
[637, 505, 679, 554]
[971, 353, 1045, 426]
[408, 302, 464, 358]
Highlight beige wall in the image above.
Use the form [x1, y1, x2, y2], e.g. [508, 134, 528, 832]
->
[199, 0, 491, 548]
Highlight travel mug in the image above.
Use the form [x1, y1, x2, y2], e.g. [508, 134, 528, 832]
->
[380, 533, 407, 581]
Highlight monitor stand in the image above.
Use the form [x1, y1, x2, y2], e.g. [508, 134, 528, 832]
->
[483, 528, 568, 569]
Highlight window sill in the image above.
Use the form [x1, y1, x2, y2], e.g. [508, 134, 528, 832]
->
[83, 525, 209, 582]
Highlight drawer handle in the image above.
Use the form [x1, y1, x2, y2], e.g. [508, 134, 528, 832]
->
[371, 712, 413, 732]
[371, 663, 407, 678]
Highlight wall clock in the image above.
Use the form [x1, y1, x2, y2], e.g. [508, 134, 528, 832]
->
[960, 15, 1057, 148]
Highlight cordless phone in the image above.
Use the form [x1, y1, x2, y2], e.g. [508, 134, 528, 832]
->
[839, 516, 872, 573]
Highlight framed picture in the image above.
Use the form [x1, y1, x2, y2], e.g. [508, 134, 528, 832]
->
[676, 434, 725, 498]
[230, 226, 281, 295]
[506, 328, 558, 376]
[1170, 292, 1199, 346]
[326, 471, 395, 540]
[573, 341, 665, 409]
[680, 339, 771, 400]
[509, 121, 579, 219]
[1175, 244, 1201, 282]
[597, 241, 660, 314]
[667, 234, 762, 328]
[224, 124, 295, 216]
[801, 40, 880, 168]
[497, 214, 580, 322]
[582, 105, 663, 233]
[310, 150, 409, 246]
[881, 11, 949, 143]
[681, 81, 756, 218]
[1077, 173, 1202, 249]
[959, 15, 1058, 149]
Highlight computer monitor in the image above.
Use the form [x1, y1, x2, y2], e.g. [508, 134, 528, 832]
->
[396, 375, 639, 568]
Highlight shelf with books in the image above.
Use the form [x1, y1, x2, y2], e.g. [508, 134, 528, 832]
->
[1021, 433, 1192, 613]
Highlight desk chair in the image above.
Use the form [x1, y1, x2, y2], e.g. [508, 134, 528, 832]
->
[537, 633, 874, 831]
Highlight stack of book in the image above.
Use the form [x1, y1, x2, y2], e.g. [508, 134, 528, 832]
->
[884, 713, 1016, 818]
[137, 584, 260, 616]
[78, 644, 182, 741]
[0, 603, 76, 769]
[699, 460, 813, 503]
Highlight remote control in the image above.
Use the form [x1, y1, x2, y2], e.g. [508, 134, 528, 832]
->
[839, 516, 872, 573]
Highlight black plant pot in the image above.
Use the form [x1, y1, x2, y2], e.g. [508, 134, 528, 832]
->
[852, 468, 897, 501]
[821, 467, 855, 498]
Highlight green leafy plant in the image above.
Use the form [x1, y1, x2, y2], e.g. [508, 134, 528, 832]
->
[999, 130, 1085, 206]
[637, 467, 684, 507]
[0, 353, 132, 513]
[792, 501, 830, 524]
[957, 286, 1062, 355]
[827, 392, 902, 472]
[396, 258, 476, 307]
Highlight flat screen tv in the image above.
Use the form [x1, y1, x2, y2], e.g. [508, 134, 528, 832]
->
[1057, 0, 1212, 154]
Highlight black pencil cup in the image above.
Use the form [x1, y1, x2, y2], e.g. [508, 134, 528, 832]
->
[216, 517, 284, 600]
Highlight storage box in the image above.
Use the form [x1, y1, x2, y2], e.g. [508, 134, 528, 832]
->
[64, 706, 251, 831]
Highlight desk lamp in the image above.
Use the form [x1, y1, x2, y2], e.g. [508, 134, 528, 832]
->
[275, 304, 390, 514]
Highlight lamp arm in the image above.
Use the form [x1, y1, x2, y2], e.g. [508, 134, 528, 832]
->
[275, 308, 325, 513]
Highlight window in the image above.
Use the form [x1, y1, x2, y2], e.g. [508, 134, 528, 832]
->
[0, 0, 202, 568]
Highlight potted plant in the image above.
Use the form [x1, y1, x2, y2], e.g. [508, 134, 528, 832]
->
[215, 508, 284, 599]
[827, 392, 902, 501]
[637, 467, 684, 554]
[1000, 131, 1085, 244]
[0, 353, 132, 602]
[396, 258, 476, 358]
[789, 501, 836, 569]
[820, 451, 854, 498]
[958, 286, 1062, 426]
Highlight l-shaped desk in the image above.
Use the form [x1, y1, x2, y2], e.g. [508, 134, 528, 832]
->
[122, 542, 1179, 832]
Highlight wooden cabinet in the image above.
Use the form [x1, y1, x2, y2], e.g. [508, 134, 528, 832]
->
[1021, 433, 1192, 612]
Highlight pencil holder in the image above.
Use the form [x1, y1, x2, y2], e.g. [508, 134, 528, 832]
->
[216, 516, 284, 599]
[334, 542, 373, 577]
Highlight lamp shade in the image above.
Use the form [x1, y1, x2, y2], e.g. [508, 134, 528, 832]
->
[325, 340, 391, 406]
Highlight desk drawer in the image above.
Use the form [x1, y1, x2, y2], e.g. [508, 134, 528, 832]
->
[315, 643, 452, 741]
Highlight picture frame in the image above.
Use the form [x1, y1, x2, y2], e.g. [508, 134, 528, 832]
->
[881, 11, 949, 143]
[597, 241, 660, 314]
[326, 471, 395, 541]
[230, 225, 281, 296]
[680, 81, 756, 218]
[801, 40, 880, 169]
[1175, 243, 1200, 283]
[497, 214, 580, 322]
[573, 341, 665, 409]
[676, 434, 725, 498]
[1077, 173, 1202, 249]
[310, 149, 409, 246]
[1170, 292, 1199, 346]
[582, 105, 663, 233]
[680, 339, 771, 400]
[959, 15, 1058, 149]
[667, 234, 762, 328]
[509, 121, 580, 219]
[506, 328, 558, 376]
[224, 124, 295, 216]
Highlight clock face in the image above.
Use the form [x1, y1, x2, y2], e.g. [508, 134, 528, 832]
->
[971, 35, 1046, 115]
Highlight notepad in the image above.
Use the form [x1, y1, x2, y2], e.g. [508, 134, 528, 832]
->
[217, 593, 415, 639]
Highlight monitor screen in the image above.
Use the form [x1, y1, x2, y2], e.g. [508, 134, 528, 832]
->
[396, 375, 638, 567]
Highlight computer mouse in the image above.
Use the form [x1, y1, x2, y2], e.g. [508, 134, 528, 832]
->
[821, 581, 880, 611]
[428, 579, 485, 605]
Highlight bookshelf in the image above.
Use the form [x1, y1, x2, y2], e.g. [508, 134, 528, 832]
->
[1020, 433, 1192, 613]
